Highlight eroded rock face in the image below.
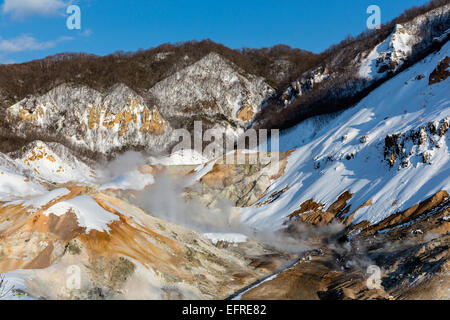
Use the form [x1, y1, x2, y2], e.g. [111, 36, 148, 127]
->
[429, 56, 450, 85]
[375, 24, 414, 74]
[4, 54, 276, 157]
[359, 5, 450, 80]
[384, 117, 449, 168]
[281, 66, 329, 105]
[6, 84, 173, 155]
[285, 191, 353, 226]
[186, 150, 292, 208]
[149, 53, 274, 127]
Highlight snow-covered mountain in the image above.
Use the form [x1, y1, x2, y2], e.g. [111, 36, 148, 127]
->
[149, 52, 274, 124]
[358, 6, 449, 80]
[261, 3, 449, 129]
[5, 84, 173, 154]
[3, 53, 275, 156]
[238, 40, 450, 231]
[0, 3, 449, 300]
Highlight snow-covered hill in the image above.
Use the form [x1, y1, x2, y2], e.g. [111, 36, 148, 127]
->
[3, 53, 275, 156]
[0, 141, 95, 201]
[9, 141, 95, 184]
[150, 52, 275, 124]
[358, 4, 450, 80]
[269, 4, 449, 120]
[239, 40, 450, 231]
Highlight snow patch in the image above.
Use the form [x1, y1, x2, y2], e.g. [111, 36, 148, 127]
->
[203, 233, 248, 245]
[43, 195, 119, 233]
[22, 188, 71, 213]
[0, 169, 46, 202]
[100, 170, 154, 191]
[148, 149, 208, 166]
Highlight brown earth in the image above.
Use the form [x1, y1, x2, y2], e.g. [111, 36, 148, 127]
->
[239, 190, 449, 300]
[429, 56, 450, 85]
[0, 185, 292, 299]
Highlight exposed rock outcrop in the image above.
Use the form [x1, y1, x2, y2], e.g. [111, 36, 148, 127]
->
[149, 52, 274, 127]
[384, 117, 449, 168]
[6, 84, 173, 155]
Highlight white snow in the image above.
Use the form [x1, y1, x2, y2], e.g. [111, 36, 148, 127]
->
[21, 188, 71, 212]
[148, 149, 208, 166]
[100, 170, 154, 191]
[0, 271, 34, 300]
[203, 232, 248, 245]
[359, 24, 414, 80]
[16, 141, 94, 184]
[149, 52, 274, 123]
[241, 41, 450, 231]
[0, 169, 46, 202]
[43, 195, 120, 233]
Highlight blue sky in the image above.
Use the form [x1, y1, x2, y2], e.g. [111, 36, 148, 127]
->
[0, 0, 431, 64]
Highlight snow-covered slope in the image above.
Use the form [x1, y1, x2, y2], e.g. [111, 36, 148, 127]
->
[240, 41, 450, 231]
[270, 4, 449, 119]
[9, 141, 95, 184]
[359, 24, 415, 79]
[278, 66, 329, 106]
[0, 140, 97, 203]
[359, 5, 450, 79]
[0, 168, 45, 202]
